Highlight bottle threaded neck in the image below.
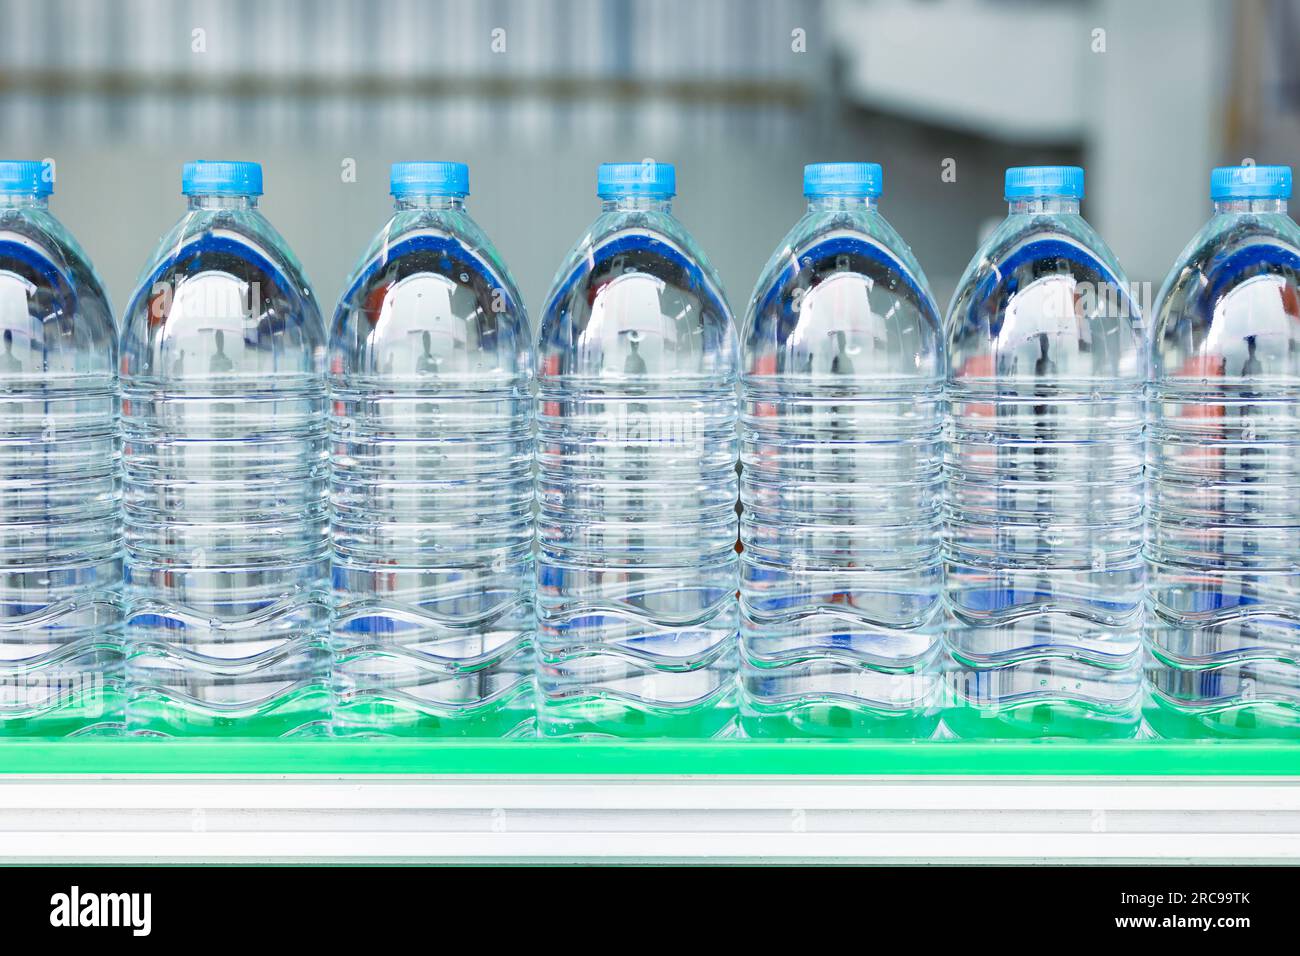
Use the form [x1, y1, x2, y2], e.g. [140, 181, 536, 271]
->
[1213, 198, 1288, 214]
[601, 196, 673, 213]
[188, 194, 258, 210]
[395, 195, 465, 211]
[1008, 197, 1080, 214]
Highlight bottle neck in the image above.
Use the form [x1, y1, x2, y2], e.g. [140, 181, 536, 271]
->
[601, 196, 673, 214]
[394, 194, 465, 212]
[1008, 197, 1080, 215]
[1213, 198, 1288, 214]
[807, 195, 876, 212]
[0, 192, 48, 210]
[187, 194, 258, 211]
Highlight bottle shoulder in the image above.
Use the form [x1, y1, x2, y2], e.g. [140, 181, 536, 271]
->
[0, 207, 112, 310]
[946, 213, 1143, 387]
[124, 207, 321, 326]
[120, 208, 324, 383]
[749, 208, 935, 304]
[540, 209, 733, 329]
[537, 209, 736, 382]
[741, 209, 942, 384]
[0, 206, 116, 373]
[949, 212, 1131, 308]
[1153, 212, 1300, 381]
[329, 209, 532, 383]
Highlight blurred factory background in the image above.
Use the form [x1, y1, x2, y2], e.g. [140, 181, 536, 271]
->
[0, 0, 1295, 319]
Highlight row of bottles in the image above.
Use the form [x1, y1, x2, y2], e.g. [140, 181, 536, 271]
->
[0, 157, 1296, 739]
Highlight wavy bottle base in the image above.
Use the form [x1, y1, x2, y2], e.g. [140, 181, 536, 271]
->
[942, 587, 1144, 737]
[0, 604, 125, 737]
[539, 631, 738, 738]
[126, 600, 332, 737]
[1144, 686, 1300, 739]
[539, 679, 738, 738]
[126, 682, 332, 737]
[943, 696, 1142, 739]
[332, 633, 537, 738]
[333, 694, 537, 738]
[943, 645, 1142, 740]
[740, 603, 944, 738]
[0, 653, 125, 737]
[1144, 595, 1300, 737]
[741, 697, 940, 739]
[1144, 639, 1300, 738]
[537, 590, 739, 737]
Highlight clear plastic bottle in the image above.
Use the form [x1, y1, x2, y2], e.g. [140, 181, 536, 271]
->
[0, 160, 121, 736]
[121, 161, 330, 736]
[739, 163, 943, 738]
[536, 161, 739, 737]
[944, 166, 1145, 738]
[329, 162, 534, 737]
[1147, 164, 1300, 738]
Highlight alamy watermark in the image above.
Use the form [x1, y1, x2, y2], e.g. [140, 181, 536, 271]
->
[149, 277, 262, 321]
[588, 406, 710, 453]
[1040, 280, 1154, 321]
[0, 672, 105, 717]
[50, 886, 151, 936]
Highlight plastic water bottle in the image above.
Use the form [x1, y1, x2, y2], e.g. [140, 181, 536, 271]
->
[329, 162, 535, 737]
[944, 166, 1145, 738]
[536, 161, 739, 737]
[121, 161, 330, 736]
[739, 163, 943, 738]
[1147, 164, 1300, 738]
[0, 161, 121, 736]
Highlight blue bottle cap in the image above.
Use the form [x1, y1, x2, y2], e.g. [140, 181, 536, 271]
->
[1004, 166, 1084, 200]
[597, 162, 676, 200]
[182, 161, 263, 197]
[0, 160, 54, 196]
[803, 162, 882, 199]
[1211, 165, 1292, 201]
[390, 161, 469, 198]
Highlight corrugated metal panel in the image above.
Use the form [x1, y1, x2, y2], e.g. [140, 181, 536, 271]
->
[0, 0, 824, 145]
